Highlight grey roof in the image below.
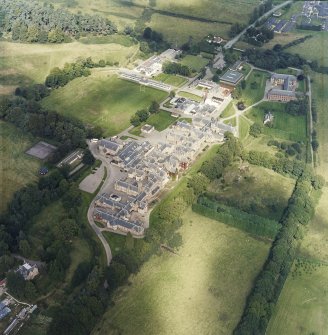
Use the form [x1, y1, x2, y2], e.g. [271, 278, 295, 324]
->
[0, 307, 10, 320]
[100, 139, 120, 152]
[220, 70, 243, 85]
[268, 89, 296, 97]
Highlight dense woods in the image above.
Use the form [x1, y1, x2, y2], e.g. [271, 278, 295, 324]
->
[162, 61, 191, 76]
[0, 0, 117, 43]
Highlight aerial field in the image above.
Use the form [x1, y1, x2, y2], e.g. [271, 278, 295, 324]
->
[267, 262, 328, 335]
[94, 208, 270, 335]
[149, 14, 231, 45]
[207, 164, 295, 221]
[0, 121, 41, 213]
[180, 55, 209, 72]
[220, 102, 236, 118]
[0, 39, 139, 85]
[239, 116, 251, 141]
[178, 91, 203, 102]
[41, 74, 168, 136]
[246, 102, 307, 142]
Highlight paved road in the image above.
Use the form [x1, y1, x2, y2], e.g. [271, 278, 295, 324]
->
[87, 142, 113, 266]
[224, 0, 293, 49]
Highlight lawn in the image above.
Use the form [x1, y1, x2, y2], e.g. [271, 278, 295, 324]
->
[41, 74, 168, 136]
[207, 165, 295, 221]
[220, 101, 236, 118]
[239, 116, 250, 141]
[241, 69, 270, 106]
[103, 231, 127, 257]
[267, 261, 328, 335]
[224, 117, 237, 127]
[0, 40, 139, 85]
[130, 110, 177, 136]
[153, 73, 188, 87]
[246, 102, 307, 142]
[180, 55, 209, 72]
[178, 91, 203, 102]
[240, 63, 252, 77]
[93, 208, 270, 335]
[0, 121, 41, 213]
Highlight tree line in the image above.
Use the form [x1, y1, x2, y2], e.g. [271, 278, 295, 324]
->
[162, 61, 191, 77]
[193, 197, 280, 238]
[130, 101, 160, 127]
[244, 26, 274, 47]
[0, 0, 117, 43]
[234, 170, 323, 334]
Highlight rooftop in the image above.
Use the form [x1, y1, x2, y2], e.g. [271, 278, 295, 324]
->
[220, 70, 244, 85]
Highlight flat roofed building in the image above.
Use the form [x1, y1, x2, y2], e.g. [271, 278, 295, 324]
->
[220, 70, 244, 87]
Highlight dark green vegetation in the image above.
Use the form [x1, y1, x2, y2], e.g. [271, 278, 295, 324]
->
[0, 0, 117, 43]
[163, 61, 191, 77]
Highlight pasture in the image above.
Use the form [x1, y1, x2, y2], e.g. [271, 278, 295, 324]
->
[242, 69, 270, 106]
[312, 73, 328, 178]
[246, 102, 307, 142]
[153, 73, 188, 87]
[267, 262, 328, 335]
[0, 40, 139, 84]
[207, 165, 295, 221]
[0, 121, 41, 213]
[93, 208, 270, 335]
[41, 74, 168, 136]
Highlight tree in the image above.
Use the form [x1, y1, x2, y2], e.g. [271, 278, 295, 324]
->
[250, 123, 263, 137]
[136, 109, 149, 122]
[6, 271, 26, 298]
[143, 27, 152, 39]
[311, 139, 319, 151]
[106, 262, 129, 289]
[130, 114, 141, 127]
[82, 149, 95, 165]
[19, 239, 31, 257]
[241, 80, 246, 89]
[187, 173, 209, 196]
[149, 101, 160, 114]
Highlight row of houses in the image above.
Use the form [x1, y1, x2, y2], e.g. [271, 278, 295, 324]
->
[96, 117, 237, 235]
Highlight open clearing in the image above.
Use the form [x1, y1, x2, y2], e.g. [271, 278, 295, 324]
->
[94, 208, 270, 335]
[0, 121, 40, 213]
[242, 70, 270, 106]
[180, 55, 209, 72]
[207, 164, 295, 221]
[267, 262, 328, 335]
[41, 74, 168, 136]
[178, 91, 203, 102]
[0, 40, 138, 84]
[246, 102, 307, 142]
[220, 102, 236, 118]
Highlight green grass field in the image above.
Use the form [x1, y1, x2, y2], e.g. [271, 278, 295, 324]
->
[130, 110, 177, 135]
[41, 74, 168, 136]
[0, 121, 41, 213]
[0, 40, 139, 86]
[239, 116, 251, 141]
[220, 102, 236, 118]
[312, 73, 328, 178]
[180, 55, 209, 72]
[207, 165, 295, 221]
[224, 117, 237, 127]
[94, 208, 270, 335]
[267, 262, 328, 335]
[242, 69, 270, 106]
[178, 91, 203, 102]
[154, 73, 188, 87]
[246, 102, 307, 142]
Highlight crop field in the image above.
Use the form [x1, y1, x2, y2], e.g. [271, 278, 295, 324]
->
[153, 73, 188, 87]
[0, 121, 41, 213]
[93, 208, 270, 335]
[180, 55, 209, 72]
[246, 102, 307, 142]
[41, 74, 168, 136]
[0, 40, 139, 85]
[207, 165, 295, 221]
[267, 262, 328, 335]
[242, 69, 270, 106]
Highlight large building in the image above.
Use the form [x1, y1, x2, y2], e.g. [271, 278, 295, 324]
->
[267, 73, 297, 102]
[220, 70, 244, 87]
